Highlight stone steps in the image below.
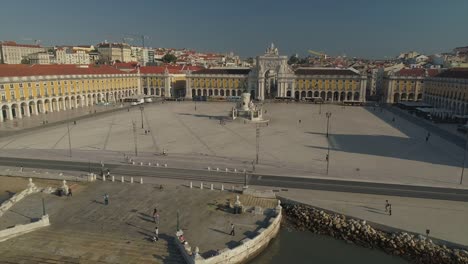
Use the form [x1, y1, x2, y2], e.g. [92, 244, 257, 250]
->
[240, 195, 276, 209]
[3, 228, 183, 264]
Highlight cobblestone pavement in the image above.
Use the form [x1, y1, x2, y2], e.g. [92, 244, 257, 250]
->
[0, 181, 274, 263]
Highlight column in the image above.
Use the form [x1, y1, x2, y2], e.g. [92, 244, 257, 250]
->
[0, 109, 3, 122]
[291, 82, 295, 99]
[25, 105, 31, 117]
[55, 101, 60, 112]
[33, 103, 38, 115]
[185, 78, 192, 99]
[16, 106, 22, 119]
[258, 80, 264, 100]
[62, 99, 67, 111]
[7, 106, 13, 120]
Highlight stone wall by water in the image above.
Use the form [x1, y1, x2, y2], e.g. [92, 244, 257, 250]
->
[283, 203, 468, 264]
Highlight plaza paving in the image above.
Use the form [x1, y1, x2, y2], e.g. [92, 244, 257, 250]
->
[0, 102, 465, 188]
[0, 176, 275, 263]
[276, 187, 468, 247]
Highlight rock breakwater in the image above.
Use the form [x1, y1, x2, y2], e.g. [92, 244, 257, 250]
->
[284, 204, 468, 264]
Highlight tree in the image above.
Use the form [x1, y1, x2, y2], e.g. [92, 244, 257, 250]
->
[288, 55, 299, 65]
[162, 53, 177, 64]
[21, 58, 30, 64]
[246, 57, 254, 64]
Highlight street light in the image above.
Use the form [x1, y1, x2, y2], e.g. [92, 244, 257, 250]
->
[461, 133, 468, 185]
[326, 112, 332, 137]
[139, 106, 144, 129]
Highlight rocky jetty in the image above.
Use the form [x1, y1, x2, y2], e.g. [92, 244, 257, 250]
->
[284, 203, 468, 264]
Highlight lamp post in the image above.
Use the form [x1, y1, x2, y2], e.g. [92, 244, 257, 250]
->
[176, 209, 180, 231]
[461, 133, 468, 185]
[139, 106, 144, 129]
[326, 112, 332, 137]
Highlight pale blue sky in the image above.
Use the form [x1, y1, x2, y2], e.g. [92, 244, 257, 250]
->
[1, 0, 467, 58]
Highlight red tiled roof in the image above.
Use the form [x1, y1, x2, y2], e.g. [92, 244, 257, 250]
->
[114, 62, 139, 69]
[427, 69, 442, 77]
[0, 41, 42, 48]
[137, 65, 204, 74]
[435, 68, 468, 79]
[0, 64, 128, 78]
[191, 68, 251, 75]
[395, 68, 425, 77]
[295, 68, 360, 76]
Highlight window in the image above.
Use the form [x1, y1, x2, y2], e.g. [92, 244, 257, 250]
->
[20, 89, 24, 97]
[1, 92, 5, 101]
[36, 87, 41, 96]
[10, 90, 15, 99]
[27, 83, 31, 88]
[0, 84, 4, 90]
[10, 84, 14, 89]
[19, 83, 23, 88]
[50, 81, 54, 85]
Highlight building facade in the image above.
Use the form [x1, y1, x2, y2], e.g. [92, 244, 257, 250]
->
[0, 41, 46, 64]
[186, 44, 367, 102]
[56, 48, 90, 65]
[383, 68, 442, 103]
[139, 65, 202, 98]
[97, 43, 132, 64]
[0, 64, 140, 122]
[423, 68, 468, 117]
[27, 52, 51, 65]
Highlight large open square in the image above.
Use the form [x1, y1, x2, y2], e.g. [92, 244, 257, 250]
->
[0, 101, 465, 188]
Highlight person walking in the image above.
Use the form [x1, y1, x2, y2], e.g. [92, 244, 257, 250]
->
[388, 204, 392, 216]
[229, 223, 235, 236]
[385, 200, 390, 212]
[153, 208, 158, 222]
[104, 194, 109, 205]
[152, 226, 159, 242]
[68, 187, 73, 197]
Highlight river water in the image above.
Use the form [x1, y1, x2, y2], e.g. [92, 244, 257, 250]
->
[250, 228, 408, 264]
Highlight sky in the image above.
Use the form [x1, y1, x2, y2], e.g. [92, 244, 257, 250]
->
[1, 0, 468, 59]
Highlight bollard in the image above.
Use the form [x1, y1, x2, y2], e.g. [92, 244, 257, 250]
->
[216, 168, 219, 171]
[103, 175, 106, 182]
[190, 182, 193, 189]
[111, 175, 115, 182]
[59, 173, 63, 176]
[140, 162, 143, 166]
[121, 176, 124, 183]
[164, 164, 167, 167]
[148, 162, 151, 166]
[210, 184, 214, 190]
[243, 169, 246, 173]
[225, 168, 228, 172]
[156, 163, 160, 167]
[234, 168, 237, 172]
[232, 186, 235, 191]
[200, 182, 203, 190]
[221, 184, 224, 191]
[131, 177, 134, 183]
[208, 167, 211, 171]
[140, 177, 143, 184]
[132, 161, 135, 165]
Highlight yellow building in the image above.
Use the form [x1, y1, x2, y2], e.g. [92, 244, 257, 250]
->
[424, 68, 468, 118]
[186, 68, 250, 98]
[0, 64, 139, 122]
[293, 68, 366, 102]
[139, 65, 202, 98]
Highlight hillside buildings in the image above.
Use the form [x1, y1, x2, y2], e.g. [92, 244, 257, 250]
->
[0, 41, 46, 64]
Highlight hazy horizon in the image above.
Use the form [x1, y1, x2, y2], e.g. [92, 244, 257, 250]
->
[1, 0, 468, 59]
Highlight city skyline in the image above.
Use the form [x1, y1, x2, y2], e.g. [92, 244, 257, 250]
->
[1, 0, 468, 59]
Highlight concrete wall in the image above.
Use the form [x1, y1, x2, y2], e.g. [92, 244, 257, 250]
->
[0, 186, 38, 217]
[176, 207, 282, 264]
[0, 215, 50, 242]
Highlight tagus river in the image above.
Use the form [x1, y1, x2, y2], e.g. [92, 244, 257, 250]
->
[250, 228, 409, 264]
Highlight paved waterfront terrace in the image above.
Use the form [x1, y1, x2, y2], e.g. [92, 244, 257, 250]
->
[0, 102, 465, 188]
